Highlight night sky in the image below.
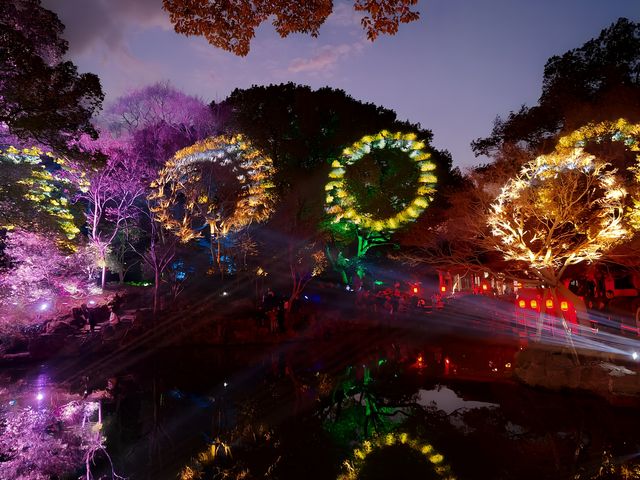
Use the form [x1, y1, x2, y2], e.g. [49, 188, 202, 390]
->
[43, 0, 639, 170]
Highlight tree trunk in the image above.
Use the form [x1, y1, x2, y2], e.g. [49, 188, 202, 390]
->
[217, 235, 224, 280]
[551, 286, 581, 365]
[153, 269, 160, 315]
[101, 264, 107, 290]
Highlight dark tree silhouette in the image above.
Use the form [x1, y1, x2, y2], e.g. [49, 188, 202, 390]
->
[472, 18, 640, 158]
[0, 0, 104, 154]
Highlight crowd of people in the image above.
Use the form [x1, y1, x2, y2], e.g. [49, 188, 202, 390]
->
[258, 282, 446, 335]
[354, 282, 444, 316]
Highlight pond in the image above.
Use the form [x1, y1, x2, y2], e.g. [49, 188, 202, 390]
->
[1, 330, 640, 480]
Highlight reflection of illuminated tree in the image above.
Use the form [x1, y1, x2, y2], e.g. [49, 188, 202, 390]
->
[339, 432, 454, 480]
[150, 134, 276, 274]
[0, 400, 121, 480]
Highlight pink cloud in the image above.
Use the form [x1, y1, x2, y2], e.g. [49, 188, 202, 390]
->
[326, 2, 364, 28]
[288, 42, 365, 74]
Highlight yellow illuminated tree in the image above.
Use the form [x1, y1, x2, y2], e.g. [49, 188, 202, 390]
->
[489, 120, 640, 333]
[149, 134, 276, 273]
[0, 145, 81, 243]
[488, 149, 631, 327]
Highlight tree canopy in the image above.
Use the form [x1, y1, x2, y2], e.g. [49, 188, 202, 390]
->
[472, 18, 640, 158]
[0, 0, 104, 154]
[162, 0, 419, 56]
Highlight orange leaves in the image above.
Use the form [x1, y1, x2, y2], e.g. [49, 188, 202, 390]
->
[354, 0, 420, 41]
[163, 0, 420, 56]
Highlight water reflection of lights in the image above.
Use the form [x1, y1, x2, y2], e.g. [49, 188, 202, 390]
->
[433, 296, 640, 365]
[338, 432, 456, 480]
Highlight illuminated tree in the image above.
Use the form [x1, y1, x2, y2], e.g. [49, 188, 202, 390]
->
[61, 137, 148, 289]
[132, 204, 179, 315]
[0, 145, 81, 242]
[287, 242, 327, 312]
[93, 83, 218, 286]
[324, 130, 437, 283]
[105, 82, 217, 174]
[488, 148, 632, 328]
[150, 134, 276, 274]
[0, 229, 96, 314]
[163, 0, 419, 56]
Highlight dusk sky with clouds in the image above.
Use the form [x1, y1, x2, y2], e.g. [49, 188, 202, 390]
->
[43, 0, 638, 170]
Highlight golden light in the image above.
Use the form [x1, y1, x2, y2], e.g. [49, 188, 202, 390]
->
[337, 432, 455, 480]
[488, 148, 630, 269]
[324, 130, 437, 232]
[149, 134, 276, 243]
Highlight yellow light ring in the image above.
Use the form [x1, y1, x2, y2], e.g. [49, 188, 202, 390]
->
[554, 119, 640, 154]
[150, 134, 276, 242]
[325, 130, 437, 232]
[552, 119, 640, 229]
[337, 432, 455, 480]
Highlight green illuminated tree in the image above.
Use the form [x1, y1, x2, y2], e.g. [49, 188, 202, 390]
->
[223, 84, 456, 285]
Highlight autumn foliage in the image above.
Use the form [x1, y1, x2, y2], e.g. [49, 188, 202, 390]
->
[162, 0, 419, 56]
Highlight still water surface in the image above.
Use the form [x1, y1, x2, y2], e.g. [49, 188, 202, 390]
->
[1, 332, 639, 480]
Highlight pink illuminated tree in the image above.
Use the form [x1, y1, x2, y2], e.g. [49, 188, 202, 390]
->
[106, 81, 218, 172]
[0, 229, 95, 321]
[63, 136, 148, 289]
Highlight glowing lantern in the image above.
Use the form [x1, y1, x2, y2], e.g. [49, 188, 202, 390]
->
[530, 299, 538, 309]
[482, 284, 488, 291]
[413, 286, 419, 294]
[518, 299, 526, 308]
[560, 301, 569, 311]
[545, 299, 553, 309]
[440, 285, 446, 293]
